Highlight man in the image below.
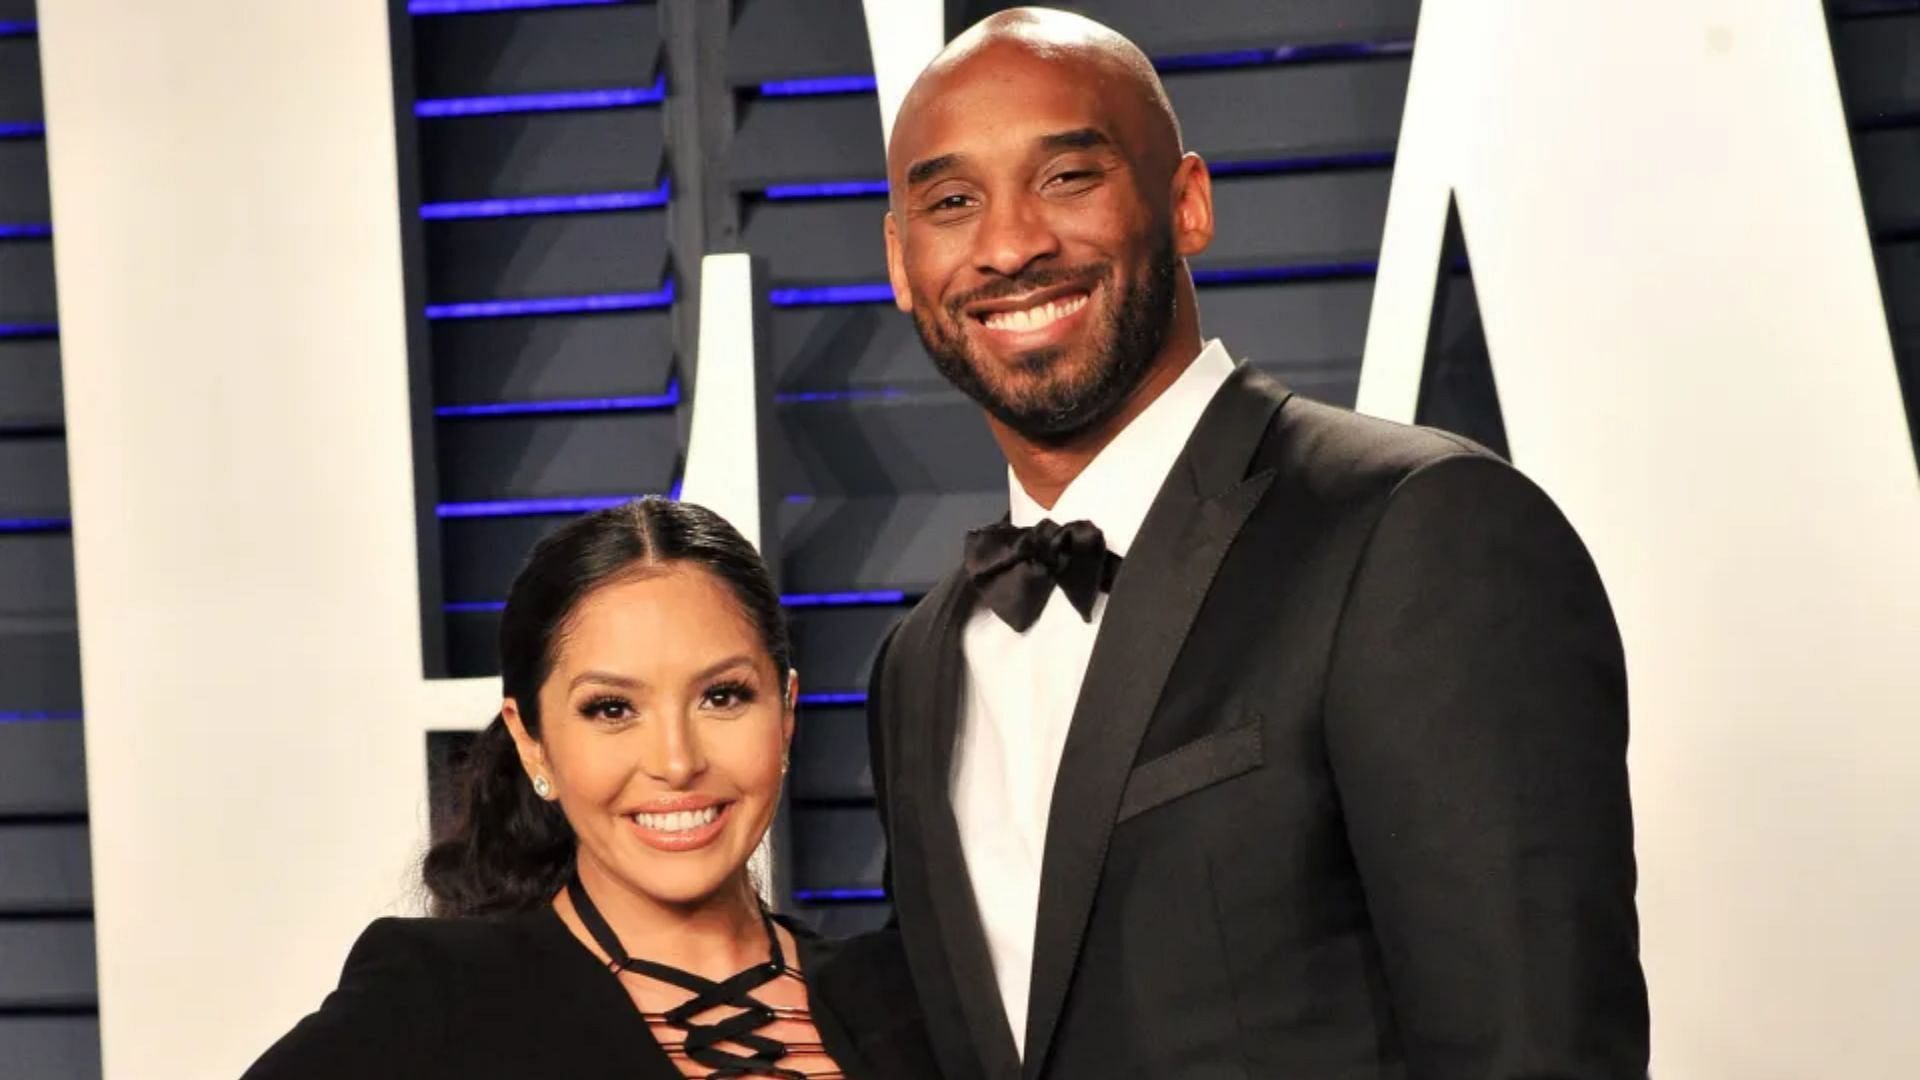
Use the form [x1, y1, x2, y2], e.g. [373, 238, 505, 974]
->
[865, 8, 1649, 1079]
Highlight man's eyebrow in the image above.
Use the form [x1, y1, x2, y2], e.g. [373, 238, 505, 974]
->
[906, 152, 965, 188]
[1039, 127, 1114, 153]
[905, 128, 1116, 189]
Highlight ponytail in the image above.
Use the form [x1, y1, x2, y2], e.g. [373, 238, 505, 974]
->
[421, 713, 574, 916]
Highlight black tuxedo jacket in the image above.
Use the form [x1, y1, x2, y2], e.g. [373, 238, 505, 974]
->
[867, 365, 1649, 1079]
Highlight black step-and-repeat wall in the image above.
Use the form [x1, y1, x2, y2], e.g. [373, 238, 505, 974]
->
[1831, 0, 1920, 466]
[8, 3, 1907, 1075]
[0, 3, 101, 1079]
[392, 0, 1426, 938]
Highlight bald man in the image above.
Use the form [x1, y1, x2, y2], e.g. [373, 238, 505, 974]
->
[863, 9, 1649, 1079]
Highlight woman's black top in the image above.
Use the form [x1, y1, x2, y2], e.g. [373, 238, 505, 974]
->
[240, 908, 938, 1080]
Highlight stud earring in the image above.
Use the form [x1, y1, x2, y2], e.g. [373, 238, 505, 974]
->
[781, 752, 791, 775]
[532, 775, 553, 799]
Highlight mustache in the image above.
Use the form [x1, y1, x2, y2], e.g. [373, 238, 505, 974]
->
[943, 262, 1110, 318]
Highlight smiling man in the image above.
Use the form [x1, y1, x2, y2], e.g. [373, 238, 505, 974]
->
[864, 8, 1650, 1080]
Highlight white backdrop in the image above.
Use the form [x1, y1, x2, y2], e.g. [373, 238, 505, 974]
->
[36, 1, 1920, 1077]
[37, 4, 496, 1077]
[1362, 3, 1920, 1076]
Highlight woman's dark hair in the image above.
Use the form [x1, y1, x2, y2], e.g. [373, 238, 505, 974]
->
[422, 498, 791, 917]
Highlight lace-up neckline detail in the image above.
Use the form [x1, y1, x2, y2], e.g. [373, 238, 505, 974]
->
[565, 873, 843, 1079]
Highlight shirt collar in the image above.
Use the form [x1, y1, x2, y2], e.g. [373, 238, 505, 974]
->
[1008, 339, 1237, 557]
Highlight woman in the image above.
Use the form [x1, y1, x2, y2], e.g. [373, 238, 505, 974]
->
[245, 499, 934, 1079]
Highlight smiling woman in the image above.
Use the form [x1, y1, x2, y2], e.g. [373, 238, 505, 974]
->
[242, 500, 935, 1080]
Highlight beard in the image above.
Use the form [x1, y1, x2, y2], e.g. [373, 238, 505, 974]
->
[911, 236, 1179, 445]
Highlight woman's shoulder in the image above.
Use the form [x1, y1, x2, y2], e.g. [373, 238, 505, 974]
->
[344, 908, 565, 985]
[242, 909, 576, 1080]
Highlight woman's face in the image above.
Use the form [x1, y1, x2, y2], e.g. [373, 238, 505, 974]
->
[504, 565, 794, 909]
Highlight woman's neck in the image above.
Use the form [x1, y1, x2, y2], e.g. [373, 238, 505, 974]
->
[559, 853, 770, 977]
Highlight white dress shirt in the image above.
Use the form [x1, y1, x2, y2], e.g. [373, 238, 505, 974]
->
[950, 340, 1238, 1054]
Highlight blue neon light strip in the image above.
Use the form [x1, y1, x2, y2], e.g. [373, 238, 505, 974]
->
[793, 888, 887, 903]
[450, 595, 905, 616]
[758, 74, 877, 98]
[762, 180, 889, 201]
[436, 384, 679, 418]
[0, 223, 52, 240]
[427, 282, 673, 320]
[0, 20, 35, 37]
[0, 711, 84, 724]
[0, 122, 45, 140]
[437, 495, 646, 519]
[756, 150, 1394, 204]
[421, 185, 668, 220]
[1154, 40, 1413, 73]
[773, 388, 904, 405]
[769, 283, 894, 307]
[797, 692, 869, 707]
[779, 590, 909, 608]
[768, 262, 1378, 309]
[0, 517, 71, 534]
[415, 78, 664, 118]
[1208, 150, 1395, 176]
[1192, 261, 1378, 286]
[409, 0, 625, 14]
[445, 601, 507, 614]
[0, 323, 57, 339]
[751, 40, 1412, 101]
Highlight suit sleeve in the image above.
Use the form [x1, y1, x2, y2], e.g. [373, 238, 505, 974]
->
[864, 624, 901, 909]
[1323, 454, 1649, 1079]
[240, 919, 441, 1080]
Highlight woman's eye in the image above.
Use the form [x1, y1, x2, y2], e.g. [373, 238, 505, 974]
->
[703, 682, 756, 710]
[580, 697, 632, 722]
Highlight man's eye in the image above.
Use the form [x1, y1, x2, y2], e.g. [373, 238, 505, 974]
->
[1048, 169, 1099, 187]
[931, 194, 972, 212]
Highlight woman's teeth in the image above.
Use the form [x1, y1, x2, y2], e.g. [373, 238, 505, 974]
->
[632, 806, 721, 833]
[982, 293, 1087, 332]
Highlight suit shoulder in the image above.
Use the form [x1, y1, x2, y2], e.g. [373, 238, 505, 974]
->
[1263, 393, 1506, 504]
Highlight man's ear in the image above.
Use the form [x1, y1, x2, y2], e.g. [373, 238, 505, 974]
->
[885, 211, 915, 314]
[1170, 153, 1215, 260]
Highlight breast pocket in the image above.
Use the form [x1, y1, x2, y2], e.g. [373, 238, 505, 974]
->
[1116, 716, 1265, 824]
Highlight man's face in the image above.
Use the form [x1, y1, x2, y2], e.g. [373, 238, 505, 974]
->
[886, 48, 1179, 443]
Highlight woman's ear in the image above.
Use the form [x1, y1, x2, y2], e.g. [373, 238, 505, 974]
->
[783, 669, 800, 746]
[501, 699, 549, 784]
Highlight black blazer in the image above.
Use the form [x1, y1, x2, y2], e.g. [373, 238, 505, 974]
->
[241, 908, 938, 1079]
[868, 365, 1650, 1079]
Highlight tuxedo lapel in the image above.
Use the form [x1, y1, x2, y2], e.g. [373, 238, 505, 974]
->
[1021, 365, 1289, 1078]
[895, 572, 1024, 1078]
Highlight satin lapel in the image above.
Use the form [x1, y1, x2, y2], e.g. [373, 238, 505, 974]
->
[896, 572, 1025, 1078]
[1021, 366, 1289, 1078]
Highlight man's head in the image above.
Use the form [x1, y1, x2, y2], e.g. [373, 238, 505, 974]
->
[884, 8, 1214, 446]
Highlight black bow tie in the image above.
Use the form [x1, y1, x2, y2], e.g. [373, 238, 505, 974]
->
[963, 518, 1122, 633]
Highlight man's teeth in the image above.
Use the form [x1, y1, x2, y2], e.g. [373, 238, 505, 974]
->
[632, 806, 722, 833]
[982, 293, 1087, 332]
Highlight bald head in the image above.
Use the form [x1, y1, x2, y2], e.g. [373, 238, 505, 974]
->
[888, 7, 1183, 200]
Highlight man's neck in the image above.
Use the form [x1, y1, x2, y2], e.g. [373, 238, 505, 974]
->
[994, 339, 1202, 510]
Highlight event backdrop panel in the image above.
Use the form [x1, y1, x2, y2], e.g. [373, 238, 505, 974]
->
[0, 6, 100, 1078]
[1830, 0, 1920, 463]
[390, 0, 1427, 935]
